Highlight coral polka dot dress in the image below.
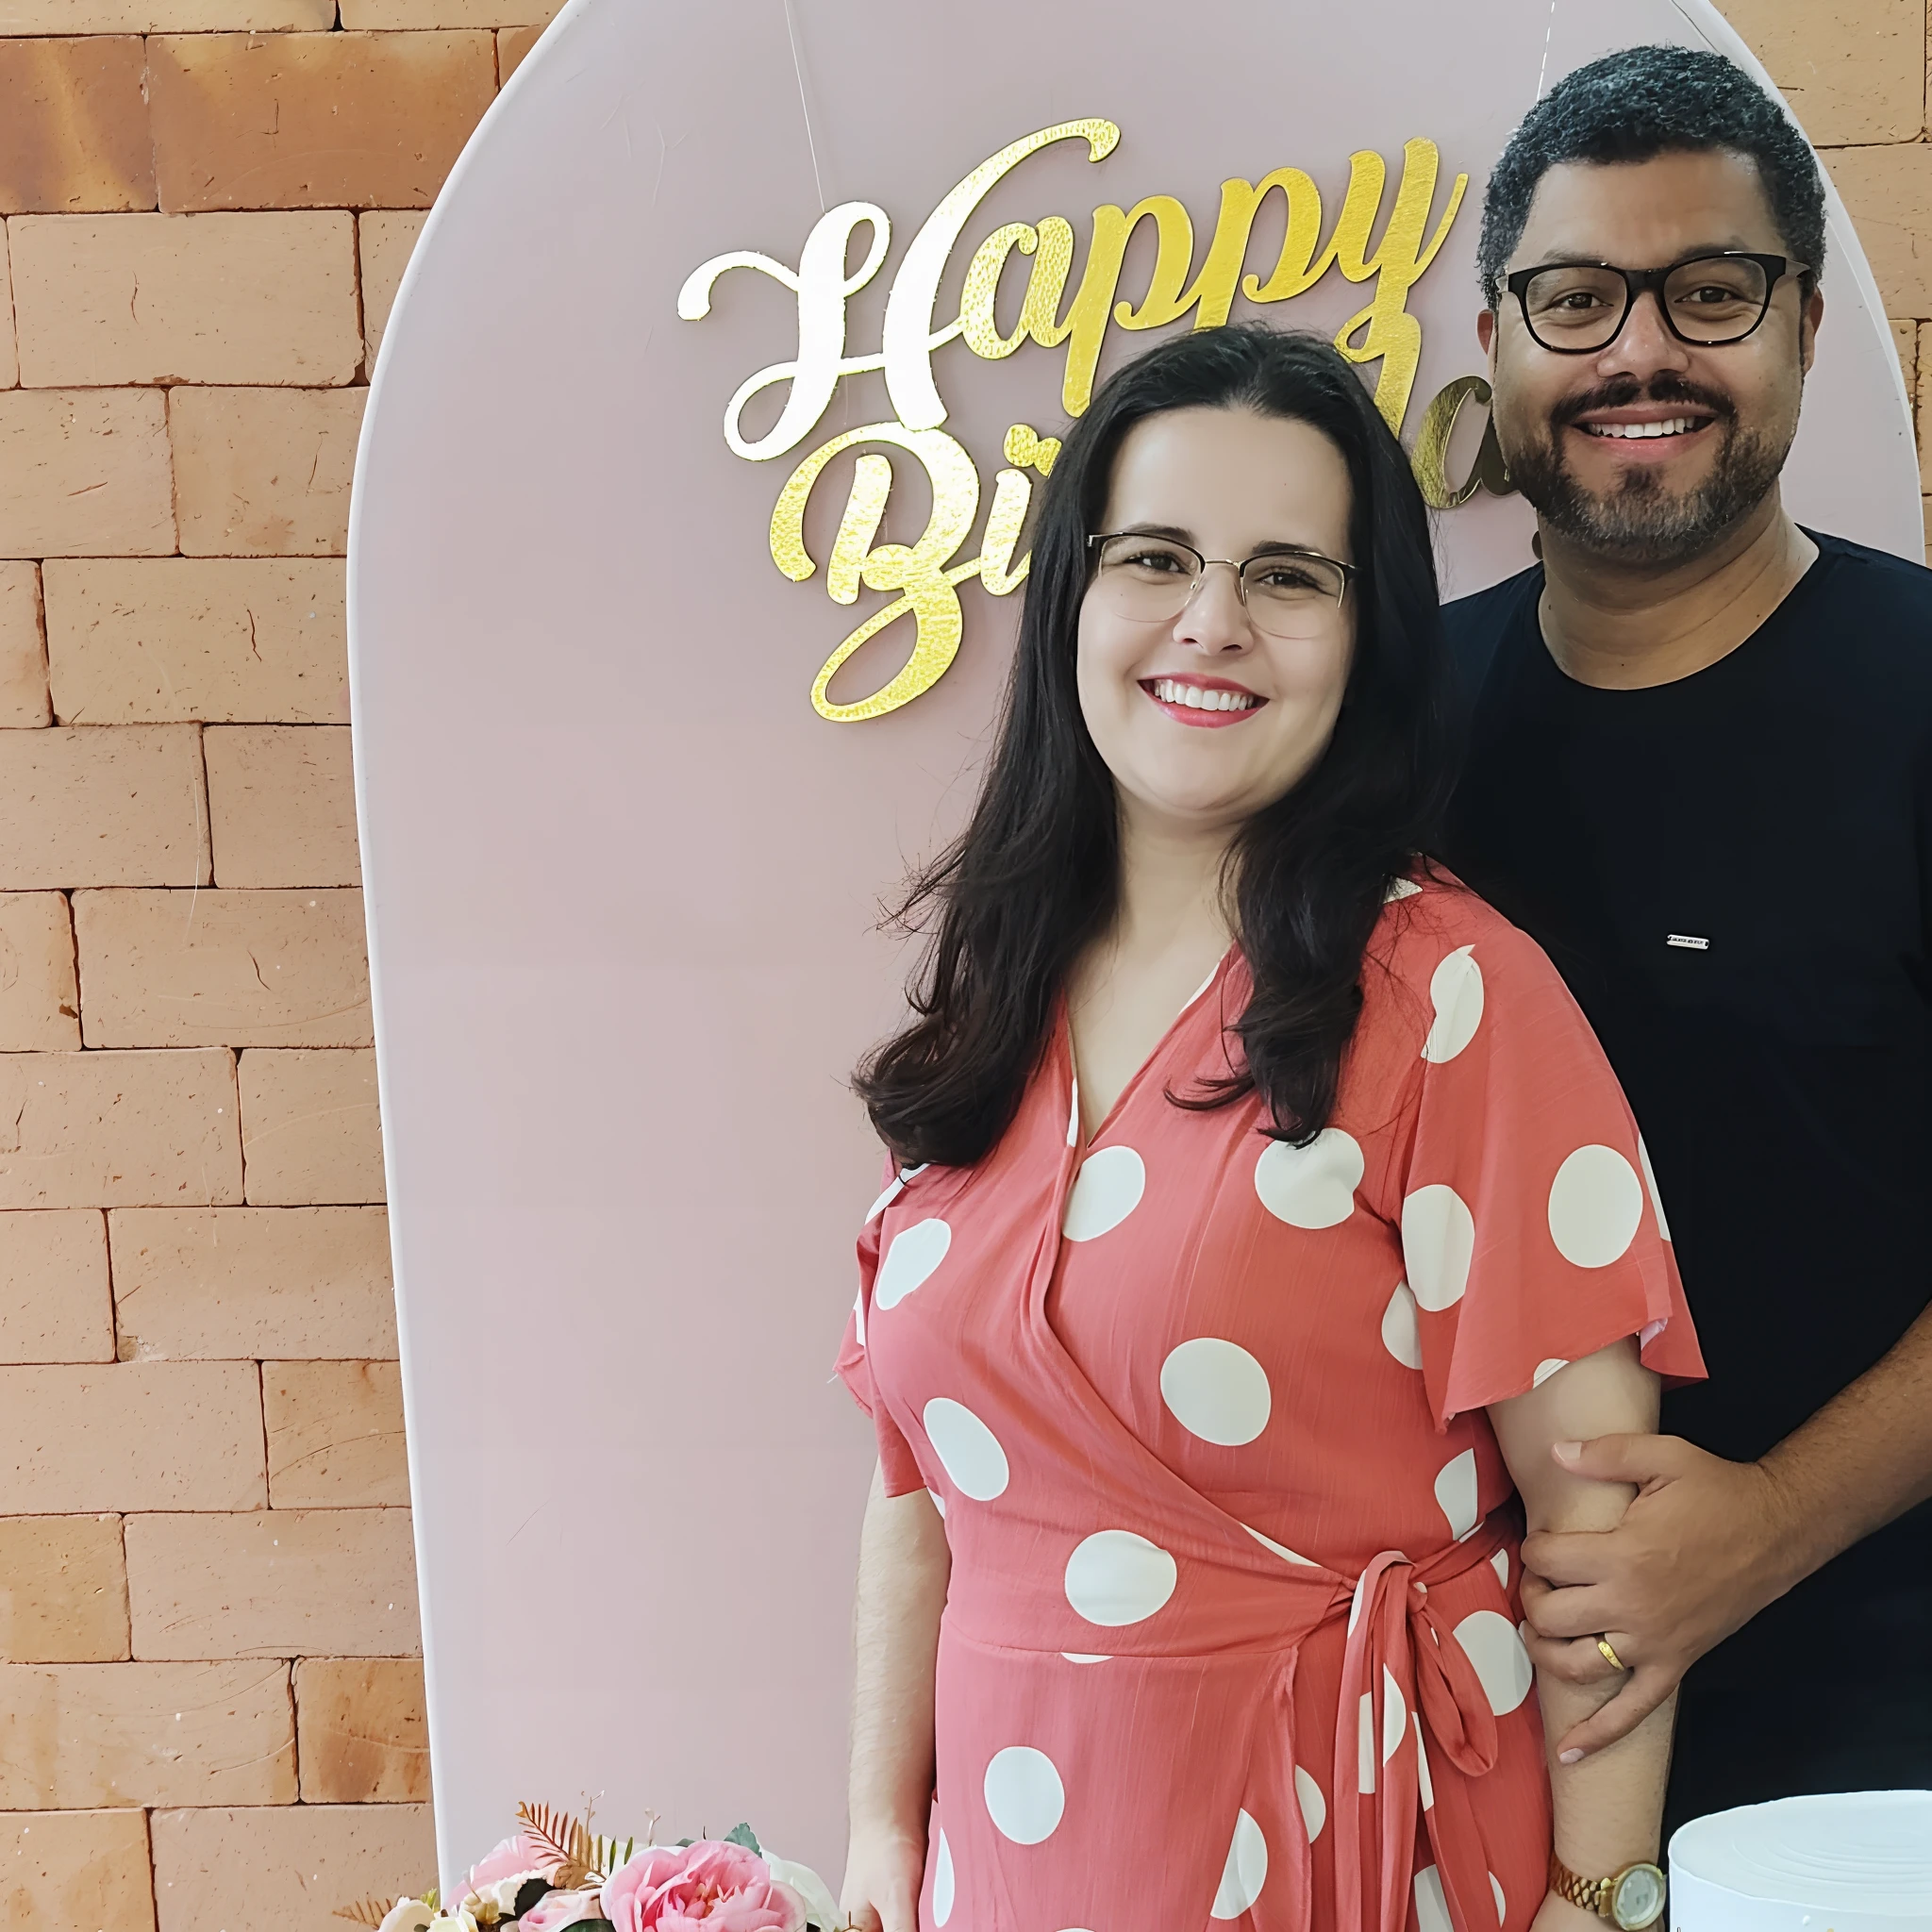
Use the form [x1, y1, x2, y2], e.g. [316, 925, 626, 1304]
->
[836, 874, 1702, 1932]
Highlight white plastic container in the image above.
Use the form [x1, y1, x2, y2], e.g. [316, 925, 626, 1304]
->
[1670, 1790, 1932, 1928]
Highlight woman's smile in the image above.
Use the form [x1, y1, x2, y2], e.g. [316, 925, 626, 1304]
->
[1141, 673, 1267, 725]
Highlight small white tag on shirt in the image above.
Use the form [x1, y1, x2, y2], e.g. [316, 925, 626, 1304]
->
[1666, 933, 1710, 951]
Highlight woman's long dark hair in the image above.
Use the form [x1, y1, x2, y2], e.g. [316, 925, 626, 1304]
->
[857, 325, 1453, 1167]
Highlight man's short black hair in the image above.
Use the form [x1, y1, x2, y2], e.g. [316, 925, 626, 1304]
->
[1476, 45, 1826, 308]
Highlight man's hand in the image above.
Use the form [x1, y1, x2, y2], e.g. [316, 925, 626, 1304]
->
[1520, 1433, 1803, 1761]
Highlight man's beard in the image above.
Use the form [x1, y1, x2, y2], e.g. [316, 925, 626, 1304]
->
[1497, 375, 1792, 565]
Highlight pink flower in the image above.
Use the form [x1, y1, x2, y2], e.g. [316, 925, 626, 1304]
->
[458, 1835, 549, 1903]
[519, 1888, 606, 1931]
[602, 1842, 806, 1932]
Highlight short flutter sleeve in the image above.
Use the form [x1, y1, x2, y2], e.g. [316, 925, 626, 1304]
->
[834, 1164, 925, 1497]
[1392, 911, 1705, 1428]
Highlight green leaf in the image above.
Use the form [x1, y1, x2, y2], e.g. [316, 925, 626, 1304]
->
[511, 1879, 554, 1918]
[567, 1921, 616, 1932]
[722, 1824, 761, 1855]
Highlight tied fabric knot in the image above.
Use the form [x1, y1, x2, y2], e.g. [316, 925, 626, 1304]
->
[1329, 1531, 1507, 1932]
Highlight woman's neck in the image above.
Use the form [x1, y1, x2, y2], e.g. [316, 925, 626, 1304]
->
[1109, 809, 1238, 970]
[1538, 491, 1816, 691]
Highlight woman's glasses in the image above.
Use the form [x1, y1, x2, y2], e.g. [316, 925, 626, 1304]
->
[1085, 533, 1355, 641]
[1503, 252, 1807, 355]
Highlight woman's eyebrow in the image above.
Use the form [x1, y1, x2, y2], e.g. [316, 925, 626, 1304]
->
[1111, 521, 1196, 542]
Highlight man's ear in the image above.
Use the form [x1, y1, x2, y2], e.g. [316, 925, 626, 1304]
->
[1477, 307, 1496, 359]
[1799, 285, 1824, 375]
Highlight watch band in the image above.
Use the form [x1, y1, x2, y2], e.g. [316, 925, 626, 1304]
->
[1548, 1852, 1667, 1926]
[1550, 1851, 1614, 1912]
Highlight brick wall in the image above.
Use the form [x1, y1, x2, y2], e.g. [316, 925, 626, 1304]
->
[0, 5, 1920, 1928]
[0, 7, 554, 1928]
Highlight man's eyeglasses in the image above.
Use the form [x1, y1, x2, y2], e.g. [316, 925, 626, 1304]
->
[1085, 533, 1355, 641]
[1503, 252, 1809, 355]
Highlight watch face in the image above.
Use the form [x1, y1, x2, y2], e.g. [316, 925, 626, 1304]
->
[1611, 1864, 1666, 1930]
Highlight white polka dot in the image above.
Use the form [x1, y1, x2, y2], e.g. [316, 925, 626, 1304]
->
[1422, 945, 1484, 1063]
[1414, 1716, 1435, 1809]
[1490, 1548, 1508, 1590]
[874, 1219, 951, 1308]
[1347, 1569, 1371, 1636]
[1547, 1144, 1644, 1269]
[1455, 1607, 1534, 1714]
[852, 1290, 865, 1350]
[1062, 1144, 1145, 1241]
[1386, 875, 1422, 902]
[923, 1398, 1008, 1501]
[983, 1745, 1064, 1844]
[1067, 1080, 1080, 1148]
[1254, 1128, 1363, 1228]
[1380, 1664, 1407, 1765]
[1357, 1691, 1375, 1793]
[1242, 1523, 1316, 1566]
[1063, 1529, 1177, 1626]
[1380, 1281, 1423, 1370]
[1059, 1652, 1109, 1664]
[1185, 964, 1220, 1007]
[1209, 1809, 1267, 1919]
[865, 1176, 905, 1222]
[1434, 1447, 1479, 1540]
[1415, 1864, 1452, 1932]
[1294, 1763, 1325, 1841]
[1532, 1357, 1568, 1387]
[1491, 1872, 1507, 1924]
[932, 1830, 954, 1926]
[1639, 1136, 1671, 1241]
[1401, 1185, 1474, 1310]
[926, 1488, 945, 1518]
[1159, 1338, 1272, 1446]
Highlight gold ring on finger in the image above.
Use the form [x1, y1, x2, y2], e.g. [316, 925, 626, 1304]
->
[1595, 1634, 1628, 1672]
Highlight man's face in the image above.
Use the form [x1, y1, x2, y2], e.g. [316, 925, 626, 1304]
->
[1478, 150, 1822, 565]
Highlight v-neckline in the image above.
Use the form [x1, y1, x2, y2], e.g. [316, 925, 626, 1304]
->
[1065, 944, 1239, 1153]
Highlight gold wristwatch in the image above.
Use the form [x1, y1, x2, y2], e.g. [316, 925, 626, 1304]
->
[1549, 1852, 1667, 1928]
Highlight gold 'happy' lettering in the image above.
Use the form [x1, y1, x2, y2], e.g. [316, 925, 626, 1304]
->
[682, 118, 1477, 720]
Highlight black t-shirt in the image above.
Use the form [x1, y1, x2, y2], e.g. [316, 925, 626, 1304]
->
[1441, 532, 1932, 1685]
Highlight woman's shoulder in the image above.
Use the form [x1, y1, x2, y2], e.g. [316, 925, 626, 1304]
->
[1369, 863, 1574, 1014]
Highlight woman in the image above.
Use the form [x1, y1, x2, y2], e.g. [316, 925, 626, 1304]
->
[833, 326, 1701, 1932]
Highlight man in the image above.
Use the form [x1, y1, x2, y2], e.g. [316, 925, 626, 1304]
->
[1441, 44, 1932, 1832]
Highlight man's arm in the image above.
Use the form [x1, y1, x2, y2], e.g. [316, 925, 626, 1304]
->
[1520, 1301, 1932, 1759]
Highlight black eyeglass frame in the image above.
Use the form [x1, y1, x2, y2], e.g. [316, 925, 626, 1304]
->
[1502, 251, 1810, 355]
[1084, 532, 1358, 614]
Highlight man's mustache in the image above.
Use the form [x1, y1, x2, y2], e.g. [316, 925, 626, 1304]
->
[1548, 375, 1738, 432]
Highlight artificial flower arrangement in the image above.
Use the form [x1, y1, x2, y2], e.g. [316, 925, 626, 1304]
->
[340, 1802, 846, 1932]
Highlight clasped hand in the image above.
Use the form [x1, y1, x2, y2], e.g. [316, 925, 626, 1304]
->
[1520, 1432, 1801, 1759]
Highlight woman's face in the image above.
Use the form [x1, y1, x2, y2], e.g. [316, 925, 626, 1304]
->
[1076, 406, 1357, 841]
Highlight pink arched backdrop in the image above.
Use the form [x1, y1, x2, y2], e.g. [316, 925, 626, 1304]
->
[346, 0, 1920, 1886]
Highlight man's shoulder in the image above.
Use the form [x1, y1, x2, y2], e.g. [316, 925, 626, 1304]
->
[1806, 529, 1932, 619]
[1441, 562, 1543, 705]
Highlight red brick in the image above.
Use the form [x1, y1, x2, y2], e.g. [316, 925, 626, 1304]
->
[240, 1048, 384, 1205]
[0, 1362, 263, 1512]
[75, 888, 371, 1049]
[266, 1359, 408, 1506]
[0, 726, 208, 889]
[44, 558, 347, 725]
[1724, 0, 1924, 144]
[346, 0, 559, 21]
[0, 1808, 155, 1931]
[152, 30, 497, 213]
[0, 1516, 127, 1661]
[0, 391, 173, 558]
[12, 211, 359, 387]
[0, 1050, 240, 1209]
[0, 4, 333, 25]
[126, 1507, 419, 1658]
[0, 1209, 109, 1362]
[293, 1657, 427, 1802]
[151, 1803, 432, 1932]
[0, 1659, 293, 1807]
[358, 209, 424, 372]
[0, 891, 80, 1051]
[171, 386, 363, 558]
[0, 38, 154, 215]
[109, 1206, 396, 1361]
[0, 564, 49, 726]
[206, 725, 360, 887]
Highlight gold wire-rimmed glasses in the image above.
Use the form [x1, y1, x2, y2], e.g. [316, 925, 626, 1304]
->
[1085, 532, 1356, 641]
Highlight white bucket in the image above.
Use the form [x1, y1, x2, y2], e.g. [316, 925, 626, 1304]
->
[1670, 1790, 1932, 1928]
